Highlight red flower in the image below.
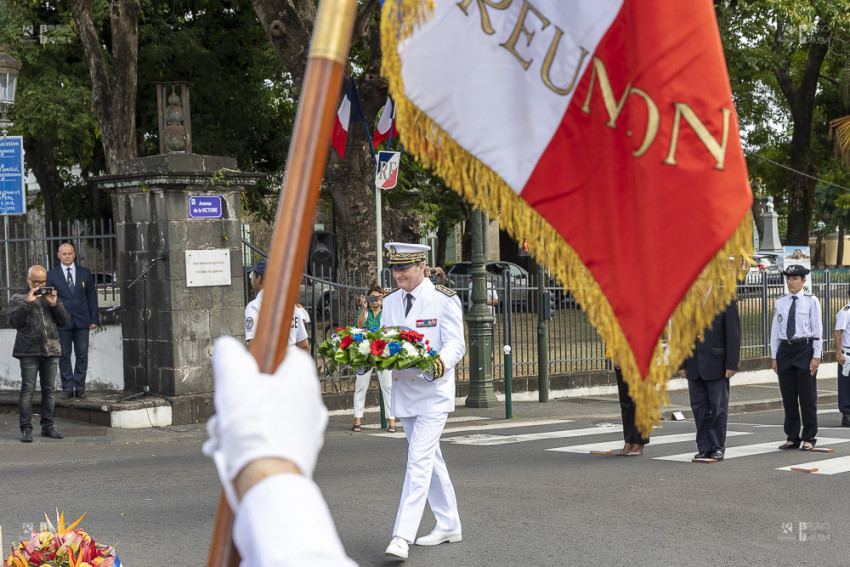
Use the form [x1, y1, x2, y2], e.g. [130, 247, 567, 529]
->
[401, 330, 424, 342]
[336, 327, 345, 332]
[340, 336, 353, 349]
[370, 339, 388, 355]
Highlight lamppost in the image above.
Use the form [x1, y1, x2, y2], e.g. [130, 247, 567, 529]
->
[0, 45, 22, 138]
[465, 209, 499, 408]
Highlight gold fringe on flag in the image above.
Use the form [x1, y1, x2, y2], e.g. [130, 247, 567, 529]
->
[380, 0, 753, 436]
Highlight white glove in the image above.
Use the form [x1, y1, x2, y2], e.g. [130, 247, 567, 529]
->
[203, 336, 328, 508]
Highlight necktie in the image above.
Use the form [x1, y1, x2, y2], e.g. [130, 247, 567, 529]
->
[787, 296, 797, 339]
[67, 268, 74, 288]
[405, 293, 414, 316]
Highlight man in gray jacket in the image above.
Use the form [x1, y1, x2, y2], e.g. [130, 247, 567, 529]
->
[8, 265, 70, 442]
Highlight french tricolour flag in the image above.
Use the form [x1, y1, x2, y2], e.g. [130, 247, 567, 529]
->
[372, 96, 400, 149]
[331, 78, 366, 159]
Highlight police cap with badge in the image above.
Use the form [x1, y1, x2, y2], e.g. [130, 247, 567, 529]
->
[782, 264, 810, 278]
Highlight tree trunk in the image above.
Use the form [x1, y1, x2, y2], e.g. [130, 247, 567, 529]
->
[838, 225, 846, 267]
[772, 18, 830, 245]
[435, 224, 449, 268]
[22, 139, 62, 232]
[71, 0, 140, 174]
[751, 199, 765, 245]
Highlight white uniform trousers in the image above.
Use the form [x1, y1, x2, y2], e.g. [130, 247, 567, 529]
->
[353, 367, 394, 419]
[393, 413, 461, 542]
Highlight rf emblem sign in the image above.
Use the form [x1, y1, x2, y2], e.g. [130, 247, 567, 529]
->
[375, 150, 401, 190]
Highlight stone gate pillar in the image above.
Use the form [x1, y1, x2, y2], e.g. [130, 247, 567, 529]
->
[93, 154, 265, 412]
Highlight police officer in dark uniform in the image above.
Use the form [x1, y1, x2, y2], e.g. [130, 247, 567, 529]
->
[770, 264, 822, 451]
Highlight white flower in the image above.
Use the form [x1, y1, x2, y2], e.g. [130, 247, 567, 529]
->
[358, 341, 371, 355]
[351, 327, 365, 334]
[382, 328, 399, 338]
[402, 342, 418, 357]
[332, 336, 340, 346]
[381, 345, 391, 358]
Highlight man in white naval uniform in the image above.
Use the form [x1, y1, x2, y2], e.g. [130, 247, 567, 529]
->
[381, 243, 466, 560]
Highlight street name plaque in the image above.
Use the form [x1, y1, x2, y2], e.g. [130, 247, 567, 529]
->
[188, 195, 223, 219]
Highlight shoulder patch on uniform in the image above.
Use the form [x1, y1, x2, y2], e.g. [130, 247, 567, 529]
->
[844, 306, 850, 311]
[384, 288, 401, 297]
[804, 292, 815, 296]
[435, 284, 456, 297]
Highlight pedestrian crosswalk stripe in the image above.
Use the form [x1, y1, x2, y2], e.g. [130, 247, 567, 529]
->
[778, 454, 850, 475]
[546, 432, 752, 454]
[375, 418, 574, 439]
[444, 424, 622, 446]
[654, 437, 850, 462]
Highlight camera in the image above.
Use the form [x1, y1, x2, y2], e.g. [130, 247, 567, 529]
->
[365, 295, 379, 303]
[35, 287, 54, 296]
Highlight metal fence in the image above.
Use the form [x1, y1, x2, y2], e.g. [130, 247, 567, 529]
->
[4, 223, 847, 393]
[0, 219, 118, 306]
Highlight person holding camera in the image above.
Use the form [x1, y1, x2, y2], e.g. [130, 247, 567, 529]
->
[352, 285, 396, 432]
[7, 265, 70, 442]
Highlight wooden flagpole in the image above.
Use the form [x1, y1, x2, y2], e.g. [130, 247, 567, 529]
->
[206, 1, 358, 565]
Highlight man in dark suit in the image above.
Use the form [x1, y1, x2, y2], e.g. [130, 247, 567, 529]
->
[46, 243, 99, 399]
[678, 301, 741, 460]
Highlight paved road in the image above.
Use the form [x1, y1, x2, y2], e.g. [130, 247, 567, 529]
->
[2, 399, 849, 565]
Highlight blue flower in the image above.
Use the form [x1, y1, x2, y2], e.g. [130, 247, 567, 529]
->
[388, 341, 402, 355]
[370, 327, 379, 332]
[429, 350, 438, 357]
[353, 333, 364, 342]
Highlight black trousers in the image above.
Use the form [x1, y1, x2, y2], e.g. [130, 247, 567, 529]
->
[687, 377, 730, 452]
[776, 342, 818, 444]
[615, 368, 649, 445]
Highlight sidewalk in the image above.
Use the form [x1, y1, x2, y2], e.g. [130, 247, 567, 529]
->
[2, 375, 844, 445]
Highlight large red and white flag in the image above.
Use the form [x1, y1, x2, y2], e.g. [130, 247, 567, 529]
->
[381, 0, 753, 432]
[373, 96, 401, 148]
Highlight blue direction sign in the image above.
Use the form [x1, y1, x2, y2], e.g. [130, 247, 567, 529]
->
[188, 195, 223, 219]
[0, 136, 26, 215]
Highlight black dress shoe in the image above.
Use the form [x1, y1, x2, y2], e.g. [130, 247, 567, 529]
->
[842, 414, 850, 427]
[61, 392, 74, 400]
[709, 450, 724, 460]
[778, 442, 800, 450]
[21, 430, 33, 443]
[76, 392, 88, 399]
[41, 428, 64, 439]
[694, 451, 711, 459]
[800, 442, 814, 451]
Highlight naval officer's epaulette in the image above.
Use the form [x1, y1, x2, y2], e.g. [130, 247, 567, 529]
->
[804, 291, 815, 296]
[384, 287, 402, 297]
[435, 284, 456, 297]
[844, 305, 850, 311]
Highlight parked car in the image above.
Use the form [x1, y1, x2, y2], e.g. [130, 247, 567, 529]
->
[446, 261, 530, 308]
[745, 253, 782, 285]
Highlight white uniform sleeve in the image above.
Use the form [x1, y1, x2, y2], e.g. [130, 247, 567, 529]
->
[810, 295, 823, 359]
[439, 294, 466, 369]
[235, 474, 358, 567]
[769, 300, 781, 359]
[245, 302, 259, 342]
[287, 309, 309, 346]
[835, 308, 847, 332]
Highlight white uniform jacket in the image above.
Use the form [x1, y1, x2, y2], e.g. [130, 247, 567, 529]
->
[381, 278, 466, 417]
[770, 291, 823, 359]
